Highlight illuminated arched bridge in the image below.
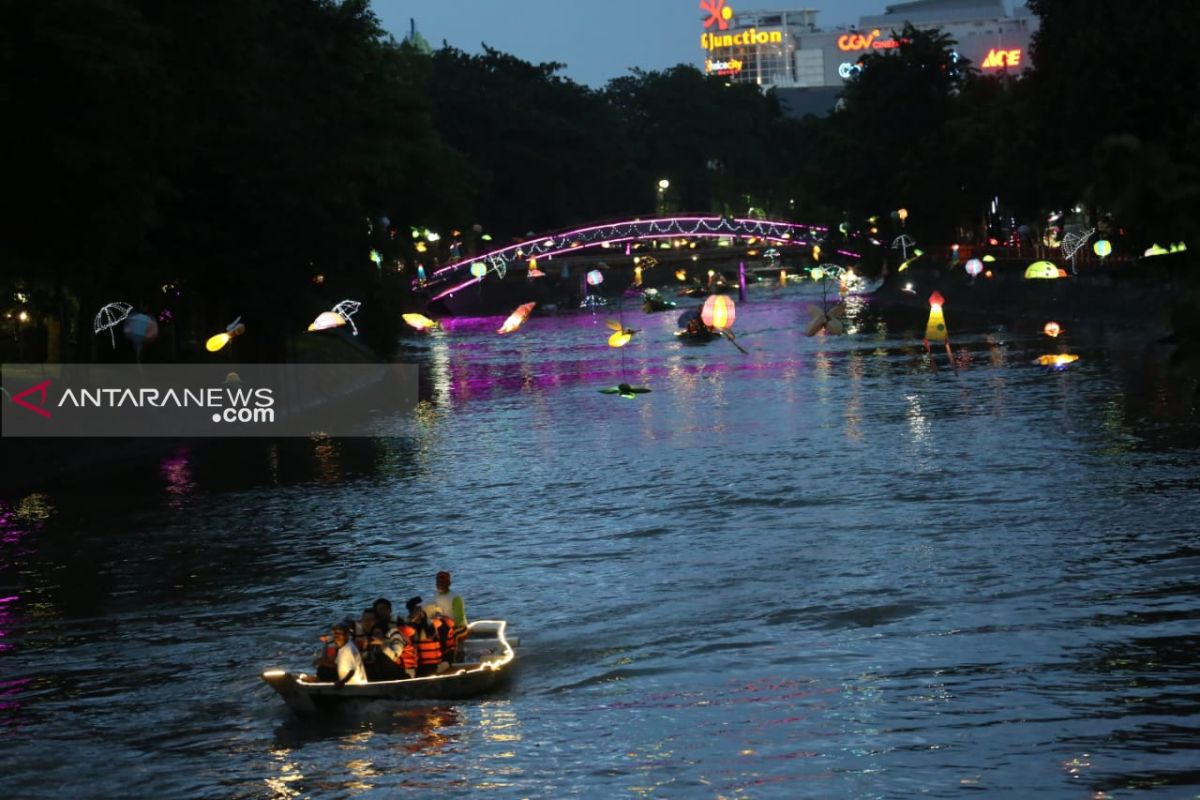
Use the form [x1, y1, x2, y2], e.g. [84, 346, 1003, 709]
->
[421, 215, 831, 302]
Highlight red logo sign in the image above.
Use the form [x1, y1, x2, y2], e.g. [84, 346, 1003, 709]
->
[700, 0, 733, 31]
[11, 379, 52, 418]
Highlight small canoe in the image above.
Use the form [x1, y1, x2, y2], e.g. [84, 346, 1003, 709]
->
[261, 620, 516, 716]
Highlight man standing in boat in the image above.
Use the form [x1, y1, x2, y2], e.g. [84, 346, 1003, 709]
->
[429, 571, 468, 662]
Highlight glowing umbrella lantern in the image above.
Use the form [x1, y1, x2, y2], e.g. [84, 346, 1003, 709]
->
[965, 258, 983, 278]
[94, 301, 133, 349]
[470, 263, 487, 278]
[701, 294, 736, 330]
[1025, 261, 1061, 279]
[498, 302, 536, 334]
[205, 316, 246, 352]
[606, 320, 640, 347]
[586, 269, 604, 286]
[1043, 321, 1062, 338]
[1093, 239, 1112, 258]
[402, 313, 439, 332]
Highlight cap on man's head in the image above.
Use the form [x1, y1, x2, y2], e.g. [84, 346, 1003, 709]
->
[405, 596, 424, 614]
[436, 571, 451, 585]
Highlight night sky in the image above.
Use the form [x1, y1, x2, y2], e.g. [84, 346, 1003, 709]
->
[371, 0, 894, 88]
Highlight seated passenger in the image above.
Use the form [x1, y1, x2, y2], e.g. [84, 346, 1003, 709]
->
[379, 617, 418, 680]
[329, 621, 368, 687]
[406, 596, 451, 677]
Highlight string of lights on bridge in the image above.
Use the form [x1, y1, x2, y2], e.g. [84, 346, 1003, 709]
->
[422, 216, 865, 302]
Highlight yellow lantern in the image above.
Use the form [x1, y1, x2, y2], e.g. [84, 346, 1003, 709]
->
[308, 311, 345, 331]
[1024, 261, 1061, 279]
[701, 294, 736, 330]
[924, 291, 947, 342]
[402, 313, 439, 332]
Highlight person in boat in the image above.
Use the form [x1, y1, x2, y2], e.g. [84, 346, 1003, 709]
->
[327, 621, 368, 687]
[406, 596, 452, 677]
[379, 616, 418, 680]
[428, 571, 468, 662]
[371, 598, 394, 631]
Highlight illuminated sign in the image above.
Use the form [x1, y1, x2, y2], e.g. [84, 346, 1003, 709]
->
[701, 28, 784, 50]
[700, 0, 734, 31]
[838, 62, 862, 79]
[981, 48, 1023, 69]
[706, 58, 743, 75]
[837, 29, 900, 51]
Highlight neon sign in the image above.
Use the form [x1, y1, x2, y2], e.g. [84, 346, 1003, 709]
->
[701, 28, 784, 50]
[837, 29, 900, 51]
[981, 48, 1022, 69]
[700, 0, 733, 32]
[706, 58, 743, 75]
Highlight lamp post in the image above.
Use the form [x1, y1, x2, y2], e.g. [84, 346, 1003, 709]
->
[656, 179, 670, 215]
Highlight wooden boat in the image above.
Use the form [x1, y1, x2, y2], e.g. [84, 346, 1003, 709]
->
[261, 619, 516, 716]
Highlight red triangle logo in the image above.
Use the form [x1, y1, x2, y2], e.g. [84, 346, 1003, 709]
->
[11, 379, 52, 418]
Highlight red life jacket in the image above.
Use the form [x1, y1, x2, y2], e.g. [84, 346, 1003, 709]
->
[389, 624, 418, 671]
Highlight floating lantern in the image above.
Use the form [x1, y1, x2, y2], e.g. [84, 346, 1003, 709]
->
[897, 208, 908, 221]
[498, 302, 536, 334]
[205, 316, 246, 352]
[470, 263, 487, 278]
[308, 300, 361, 335]
[1024, 261, 1061, 279]
[369, 249, 382, 266]
[811, 267, 825, 281]
[982, 254, 996, 262]
[925, 291, 947, 342]
[402, 313, 439, 332]
[701, 294, 736, 330]
[417, 265, 426, 282]
[675, 269, 688, 281]
[606, 320, 639, 348]
[1034, 353, 1079, 369]
[1043, 321, 1062, 338]
[527, 257, 544, 278]
[985, 269, 994, 278]
[806, 302, 846, 336]
[965, 258, 983, 277]
[633, 265, 643, 286]
[1093, 239, 1112, 257]
[586, 269, 604, 286]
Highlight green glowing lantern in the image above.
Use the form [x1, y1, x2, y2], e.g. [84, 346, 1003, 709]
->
[470, 263, 487, 278]
[1093, 239, 1112, 258]
[1024, 261, 1061, 279]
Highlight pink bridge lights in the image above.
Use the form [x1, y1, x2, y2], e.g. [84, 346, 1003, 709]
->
[421, 216, 830, 302]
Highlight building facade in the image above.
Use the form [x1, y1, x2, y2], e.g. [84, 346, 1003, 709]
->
[699, 0, 1038, 115]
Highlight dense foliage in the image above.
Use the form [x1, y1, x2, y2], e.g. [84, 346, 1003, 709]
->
[0, 0, 1194, 361]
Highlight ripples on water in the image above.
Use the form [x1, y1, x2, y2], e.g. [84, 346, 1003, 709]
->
[1, 292, 1198, 798]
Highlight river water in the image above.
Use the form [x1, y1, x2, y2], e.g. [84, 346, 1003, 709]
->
[2, 286, 1198, 798]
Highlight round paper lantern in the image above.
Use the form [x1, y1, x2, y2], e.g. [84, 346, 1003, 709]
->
[586, 269, 604, 286]
[965, 258, 983, 277]
[470, 263, 487, 278]
[701, 294, 736, 330]
[1043, 321, 1061, 337]
[1093, 239, 1112, 257]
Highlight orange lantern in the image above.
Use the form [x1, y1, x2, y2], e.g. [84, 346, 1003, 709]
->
[1043, 321, 1061, 338]
[701, 295, 736, 330]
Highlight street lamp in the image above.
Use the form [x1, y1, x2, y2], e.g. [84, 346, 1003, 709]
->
[656, 179, 670, 215]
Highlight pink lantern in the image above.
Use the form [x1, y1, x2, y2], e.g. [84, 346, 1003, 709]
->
[701, 294, 736, 330]
[586, 269, 604, 286]
[965, 258, 983, 277]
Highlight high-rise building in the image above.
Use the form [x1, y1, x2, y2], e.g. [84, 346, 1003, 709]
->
[698, 0, 1038, 116]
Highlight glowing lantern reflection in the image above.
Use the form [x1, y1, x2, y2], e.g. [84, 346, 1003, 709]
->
[402, 313, 439, 332]
[498, 302, 536, 334]
[965, 258, 983, 277]
[1093, 239, 1112, 257]
[1025, 261, 1061, 279]
[586, 270, 604, 286]
[1043, 321, 1062, 337]
[701, 294, 736, 330]
[1034, 353, 1079, 369]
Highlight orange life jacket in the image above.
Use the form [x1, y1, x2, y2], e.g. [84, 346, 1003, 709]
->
[389, 624, 418, 671]
[414, 618, 448, 666]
